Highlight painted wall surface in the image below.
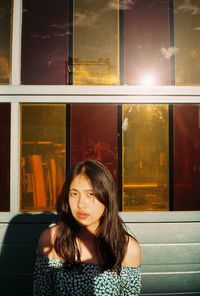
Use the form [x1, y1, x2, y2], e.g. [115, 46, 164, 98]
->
[0, 214, 200, 295]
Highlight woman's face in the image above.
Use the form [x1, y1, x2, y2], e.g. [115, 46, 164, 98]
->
[69, 174, 105, 233]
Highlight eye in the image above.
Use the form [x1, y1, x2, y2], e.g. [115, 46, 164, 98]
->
[87, 191, 94, 198]
[70, 191, 78, 197]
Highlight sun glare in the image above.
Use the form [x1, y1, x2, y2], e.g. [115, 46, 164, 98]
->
[140, 73, 156, 86]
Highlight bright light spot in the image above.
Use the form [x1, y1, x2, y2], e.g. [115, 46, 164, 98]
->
[140, 73, 156, 86]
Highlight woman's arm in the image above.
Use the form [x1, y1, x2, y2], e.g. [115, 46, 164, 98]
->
[122, 236, 141, 268]
[120, 236, 142, 295]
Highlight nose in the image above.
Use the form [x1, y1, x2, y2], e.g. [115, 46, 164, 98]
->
[77, 193, 87, 209]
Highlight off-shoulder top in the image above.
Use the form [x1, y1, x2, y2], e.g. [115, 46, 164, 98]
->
[33, 253, 141, 295]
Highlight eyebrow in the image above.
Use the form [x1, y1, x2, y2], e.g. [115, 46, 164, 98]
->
[69, 188, 93, 192]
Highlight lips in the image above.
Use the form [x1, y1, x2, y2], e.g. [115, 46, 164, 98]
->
[77, 212, 89, 220]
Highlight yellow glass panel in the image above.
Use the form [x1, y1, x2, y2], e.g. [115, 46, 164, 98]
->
[174, 0, 200, 85]
[0, 0, 12, 84]
[73, 0, 119, 85]
[122, 104, 169, 211]
[20, 104, 66, 212]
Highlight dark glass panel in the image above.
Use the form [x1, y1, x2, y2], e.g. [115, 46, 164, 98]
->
[21, 104, 66, 211]
[70, 104, 118, 182]
[0, 104, 10, 211]
[21, 0, 69, 84]
[0, 0, 12, 84]
[174, 0, 200, 85]
[173, 104, 200, 210]
[124, 0, 171, 85]
[122, 104, 169, 211]
[73, 0, 119, 85]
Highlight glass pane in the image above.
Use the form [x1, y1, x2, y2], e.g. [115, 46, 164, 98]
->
[174, 0, 200, 85]
[123, 0, 171, 85]
[173, 104, 200, 210]
[0, 0, 12, 84]
[0, 104, 10, 211]
[73, 0, 119, 85]
[70, 104, 118, 183]
[21, 104, 66, 211]
[21, 0, 69, 84]
[122, 104, 169, 211]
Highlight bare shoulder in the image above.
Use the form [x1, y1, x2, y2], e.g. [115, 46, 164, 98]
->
[122, 236, 142, 268]
[37, 225, 58, 257]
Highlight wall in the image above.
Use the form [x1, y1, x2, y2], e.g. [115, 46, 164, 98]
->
[0, 212, 200, 295]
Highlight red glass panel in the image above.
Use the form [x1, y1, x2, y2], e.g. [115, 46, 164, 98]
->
[21, 0, 69, 84]
[0, 104, 10, 211]
[124, 0, 171, 85]
[70, 104, 118, 182]
[173, 104, 200, 210]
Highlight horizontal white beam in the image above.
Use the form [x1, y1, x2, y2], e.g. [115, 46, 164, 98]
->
[1, 85, 200, 97]
[0, 96, 199, 103]
[0, 211, 200, 223]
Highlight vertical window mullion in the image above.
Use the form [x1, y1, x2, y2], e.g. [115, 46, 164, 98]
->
[11, 0, 22, 85]
[169, 104, 174, 210]
[10, 101, 20, 212]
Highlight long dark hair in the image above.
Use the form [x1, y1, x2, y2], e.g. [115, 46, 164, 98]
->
[54, 159, 128, 270]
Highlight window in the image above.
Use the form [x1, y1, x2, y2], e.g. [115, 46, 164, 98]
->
[21, 0, 69, 84]
[0, 104, 10, 211]
[0, 0, 12, 84]
[173, 104, 200, 210]
[21, 0, 200, 86]
[122, 104, 169, 211]
[0, 1, 200, 214]
[73, 0, 119, 85]
[20, 104, 66, 211]
[123, 0, 171, 85]
[20, 103, 200, 212]
[174, 0, 200, 85]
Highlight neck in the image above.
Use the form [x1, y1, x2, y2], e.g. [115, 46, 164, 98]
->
[77, 227, 97, 241]
[76, 228, 103, 265]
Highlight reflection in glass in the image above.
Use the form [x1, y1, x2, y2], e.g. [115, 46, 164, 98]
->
[0, 0, 12, 84]
[173, 104, 200, 210]
[21, 104, 66, 211]
[174, 0, 200, 85]
[122, 105, 169, 211]
[123, 0, 171, 85]
[70, 104, 118, 182]
[0, 104, 10, 211]
[73, 0, 119, 85]
[21, 0, 69, 84]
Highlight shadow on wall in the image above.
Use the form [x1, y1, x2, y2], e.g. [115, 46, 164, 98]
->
[0, 213, 58, 296]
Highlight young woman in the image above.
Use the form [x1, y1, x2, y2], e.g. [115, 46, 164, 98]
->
[33, 159, 141, 295]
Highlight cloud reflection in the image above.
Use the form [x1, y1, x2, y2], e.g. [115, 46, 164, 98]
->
[107, 0, 137, 11]
[175, 0, 200, 15]
[161, 47, 179, 59]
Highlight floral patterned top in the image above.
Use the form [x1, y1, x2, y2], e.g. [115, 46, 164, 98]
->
[33, 253, 141, 296]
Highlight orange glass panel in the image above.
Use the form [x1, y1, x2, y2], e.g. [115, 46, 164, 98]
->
[73, 0, 119, 85]
[0, 104, 10, 211]
[0, 0, 12, 84]
[174, 0, 200, 85]
[20, 104, 66, 211]
[173, 104, 200, 210]
[122, 104, 169, 211]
